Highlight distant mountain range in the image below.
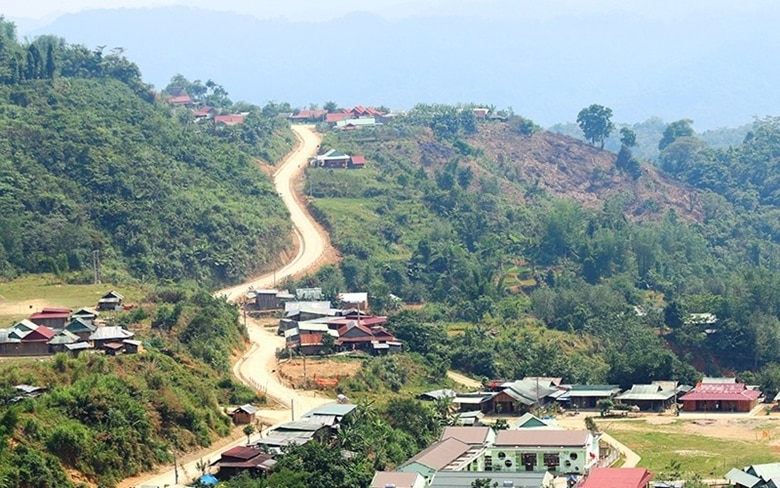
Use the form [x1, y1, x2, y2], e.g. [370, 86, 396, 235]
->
[19, 5, 780, 130]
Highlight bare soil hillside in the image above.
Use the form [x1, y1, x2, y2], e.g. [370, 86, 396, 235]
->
[465, 123, 703, 221]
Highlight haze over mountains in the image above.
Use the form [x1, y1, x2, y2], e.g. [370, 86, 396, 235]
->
[16, 1, 780, 129]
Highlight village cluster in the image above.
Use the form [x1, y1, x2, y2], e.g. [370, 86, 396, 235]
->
[0, 290, 141, 357]
[247, 287, 401, 356]
[214, 383, 773, 488]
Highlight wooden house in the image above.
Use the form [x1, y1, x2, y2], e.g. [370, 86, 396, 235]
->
[679, 381, 761, 413]
[231, 404, 258, 425]
[215, 446, 275, 478]
[65, 317, 97, 340]
[97, 291, 124, 311]
[48, 330, 80, 353]
[20, 325, 56, 355]
[123, 339, 144, 354]
[29, 308, 70, 329]
[88, 326, 134, 348]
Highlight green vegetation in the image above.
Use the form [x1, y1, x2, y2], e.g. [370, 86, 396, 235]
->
[601, 420, 780, 478]
[217, 400, 441, 488]
[0, 289, 259, 486]
[295, 104, 780, 393]
[0, 17, 293, 286]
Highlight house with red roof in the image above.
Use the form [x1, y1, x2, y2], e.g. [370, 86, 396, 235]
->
[325, 112, 351, 124]
[335, 319, 400, 354]
[193, 106, 216, 120]
[166, 94, 193, 106]
[679, 381, 761, 412]
[29, 308, 70, 330]
[214, 446, 275, 478]
[20, 325, 56, 355]
[214, 114, 245, 126]
[349, 155, 366, 169]
[581, 468, 654, 488]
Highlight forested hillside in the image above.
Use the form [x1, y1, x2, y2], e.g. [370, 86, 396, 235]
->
[0, 289, 260, 487]
[298, 104, 780, 393]
[0, 18, 294, 286]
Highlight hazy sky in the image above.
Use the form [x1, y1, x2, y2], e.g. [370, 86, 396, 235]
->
[6, 0, 778, 23]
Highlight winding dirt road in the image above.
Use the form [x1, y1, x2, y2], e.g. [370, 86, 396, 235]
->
[218, 124, 329, 302]
[122, 125, 332, 488]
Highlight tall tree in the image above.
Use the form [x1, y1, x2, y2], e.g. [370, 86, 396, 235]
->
[577, 104, 615, 149]
[659, 119, 695, 150]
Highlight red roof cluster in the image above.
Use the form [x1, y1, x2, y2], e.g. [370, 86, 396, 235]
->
[350, 105, 384, 117]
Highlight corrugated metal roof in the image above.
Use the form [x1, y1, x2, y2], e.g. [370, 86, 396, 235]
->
[725, 468, 761, 488]
[402, 437, 471, 470]
[616, 384, 676, 401]
[428, 471, 551, 488]
[747, 462, 780, 481]
[440, 426, 491, 445]
[370, 471, 423, 488]
[48, 330, 80, 345]
[301, 403, 357, 418]
[89, 326, 134, 341]
[233, 404, 258, 415]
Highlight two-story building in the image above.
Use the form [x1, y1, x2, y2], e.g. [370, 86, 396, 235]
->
[486, 429, 599, 475]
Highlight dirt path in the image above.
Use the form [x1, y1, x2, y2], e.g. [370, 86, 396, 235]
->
[447, 370, 482, 390]
[122, 125, 336, 488]
[217, 124, 333, 302]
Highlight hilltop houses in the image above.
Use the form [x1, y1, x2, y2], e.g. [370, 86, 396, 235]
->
[311, 149, 367, 169]
[0, 291, 140, 357]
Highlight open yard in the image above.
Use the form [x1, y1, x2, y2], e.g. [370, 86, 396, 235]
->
[0, 274, 148, 325]
[597, 415, 780, 478]
[278, 356, 363, 389]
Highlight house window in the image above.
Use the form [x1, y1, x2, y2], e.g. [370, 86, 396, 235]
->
[543, 453, 560, 469]
[521, 453, 536, 471]
[485, 455, 493, 471]
[570, 452, 578, 460]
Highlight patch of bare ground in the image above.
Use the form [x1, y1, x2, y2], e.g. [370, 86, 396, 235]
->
[467, 123, 704, 222]
[607, 415, 780, 445]
[278, 357, 361, 390]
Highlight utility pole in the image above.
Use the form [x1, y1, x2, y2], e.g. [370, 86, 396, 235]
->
[92, 250, 102, 285]
[172, 436, 179, 485]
